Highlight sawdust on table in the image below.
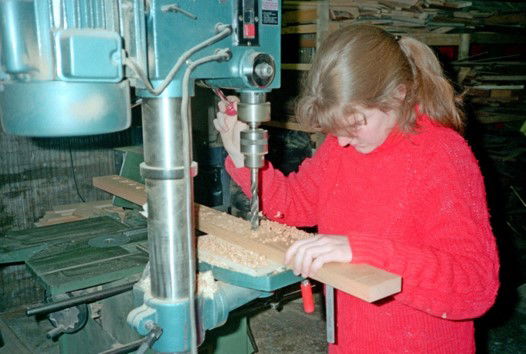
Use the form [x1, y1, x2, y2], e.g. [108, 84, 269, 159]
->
[251, 219, 311, 247]
[197, 270, 218, 298]
[198, 207, 313, 251]
[198, 235, 271, 269]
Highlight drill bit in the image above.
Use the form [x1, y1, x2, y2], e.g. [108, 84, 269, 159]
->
[250, 167, 260, 230]
[237, 92, 270, 231]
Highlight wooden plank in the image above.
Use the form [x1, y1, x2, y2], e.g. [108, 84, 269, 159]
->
[282, 24, 318, 34]
[283, 1, 321, 10]
[490, 90, 513, 99]
[283, 9, 318, 24]
[198, 235, 283, 276]
[52, 200, 113, 212]
[409, 33, 462, 46]
[35, 215, 82, 227]
[93, 175, 402, 302]
[316, 1, 330, 48]
[281, 63, 312, 71]
[195, 205, 401, 302]
[282, 22, 339, 34]
[93, 176, 147, 205]
[281, 27, 526, 47]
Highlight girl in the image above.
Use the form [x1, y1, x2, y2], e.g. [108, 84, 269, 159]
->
[214, 25, 499, 353]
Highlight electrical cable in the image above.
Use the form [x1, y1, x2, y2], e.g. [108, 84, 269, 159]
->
[181, 49, 231, 354]
[123, 25, 232, 96]
[68, 140, 86, 203]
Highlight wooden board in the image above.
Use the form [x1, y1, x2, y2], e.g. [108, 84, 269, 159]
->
[198, 235, 283, 276]
[93, 176, 147, 205]
[93, 175, 401, 302]
[34, 200, 125, 227]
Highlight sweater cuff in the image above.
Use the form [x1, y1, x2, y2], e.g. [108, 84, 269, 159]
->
[348, 234, 393, 269]
[225, 155, 239, 172]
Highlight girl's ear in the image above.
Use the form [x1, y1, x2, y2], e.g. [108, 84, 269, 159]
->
[394, 84, 407, 102]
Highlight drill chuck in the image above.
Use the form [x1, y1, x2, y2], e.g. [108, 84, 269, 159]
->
[240, 128, 268, 168]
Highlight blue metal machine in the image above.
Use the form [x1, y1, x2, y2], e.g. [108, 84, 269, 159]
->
[0, 0, 290, 353]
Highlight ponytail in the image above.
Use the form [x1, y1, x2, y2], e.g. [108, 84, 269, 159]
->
[398, 37, 465, 133]
[294, 25, 465, 135]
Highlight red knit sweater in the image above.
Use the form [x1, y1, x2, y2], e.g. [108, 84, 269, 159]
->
[225, 114, 499, 353]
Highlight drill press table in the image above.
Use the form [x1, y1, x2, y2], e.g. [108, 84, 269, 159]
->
[1, 215, 148, 296]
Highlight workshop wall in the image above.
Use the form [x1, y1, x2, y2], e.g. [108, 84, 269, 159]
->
[0, 130, 135, 234]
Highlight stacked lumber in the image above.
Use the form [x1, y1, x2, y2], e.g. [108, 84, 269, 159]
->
[452, 56, 526, 124]
[35, 200, 126, 227]
[281, 1, 526, 126]
[283, 0, 526, 36]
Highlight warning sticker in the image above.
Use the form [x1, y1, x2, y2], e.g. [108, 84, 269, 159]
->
[262, 10, 278, 25]
[262, 0, 278, 11]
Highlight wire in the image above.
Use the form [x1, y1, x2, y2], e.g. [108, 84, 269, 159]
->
[68, 140, 86, 203]
[124, 25, 232, 96]
[181, 49, 231, 354]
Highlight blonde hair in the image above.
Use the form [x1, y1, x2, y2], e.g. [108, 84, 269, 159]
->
[296, 25, 464, 133]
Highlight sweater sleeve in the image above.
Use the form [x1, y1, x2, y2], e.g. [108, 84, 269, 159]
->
[225, 136, 336, 227]
[349, 140, 499, 320]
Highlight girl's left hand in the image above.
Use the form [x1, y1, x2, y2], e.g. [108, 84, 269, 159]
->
[284, 235, 353, 278]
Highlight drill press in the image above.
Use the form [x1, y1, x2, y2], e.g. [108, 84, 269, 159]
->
[0, 0, 282, 352]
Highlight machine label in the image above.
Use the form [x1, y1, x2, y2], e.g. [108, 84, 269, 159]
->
[262, 10, 278, 25]
[262, 0, 278, 25]
[262, 0, 278, 11]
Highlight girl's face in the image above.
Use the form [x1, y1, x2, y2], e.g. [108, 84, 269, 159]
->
[334, 106, 398, 154]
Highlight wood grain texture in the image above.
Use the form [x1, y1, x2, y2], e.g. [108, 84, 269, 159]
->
[93, 175, 401, 302]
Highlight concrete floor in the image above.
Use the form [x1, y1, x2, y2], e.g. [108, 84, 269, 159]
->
[0, 294, 328, 354]
[1, 290, 525, 354]
[249, 296, 327, 354]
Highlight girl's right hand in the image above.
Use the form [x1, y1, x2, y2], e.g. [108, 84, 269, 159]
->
[212, 96, 248, 168]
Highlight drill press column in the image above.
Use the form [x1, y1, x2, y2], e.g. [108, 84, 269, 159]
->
[140, 97, 195, 300]
[238, 92, 270, 230]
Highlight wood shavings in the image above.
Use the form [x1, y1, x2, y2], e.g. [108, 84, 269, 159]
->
[197, 271, 218, 299]
[250, 219, 312, 247]
[198, 235, 272, 270]
[197, 205, 313, 249]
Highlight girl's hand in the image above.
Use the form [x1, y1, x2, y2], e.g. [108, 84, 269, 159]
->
[284, 235, 353, 278]
[212, 96, 248, 168]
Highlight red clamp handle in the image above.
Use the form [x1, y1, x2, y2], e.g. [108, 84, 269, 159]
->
[213, 88, 237, 116]
[224, 103, 237, 116]
[301, 280, 315, 314]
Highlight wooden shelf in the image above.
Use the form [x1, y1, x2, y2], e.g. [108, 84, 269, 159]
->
[282, 63, 311, 71]
[282, 28, 526, 46]
[279, 0, 526, 129]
